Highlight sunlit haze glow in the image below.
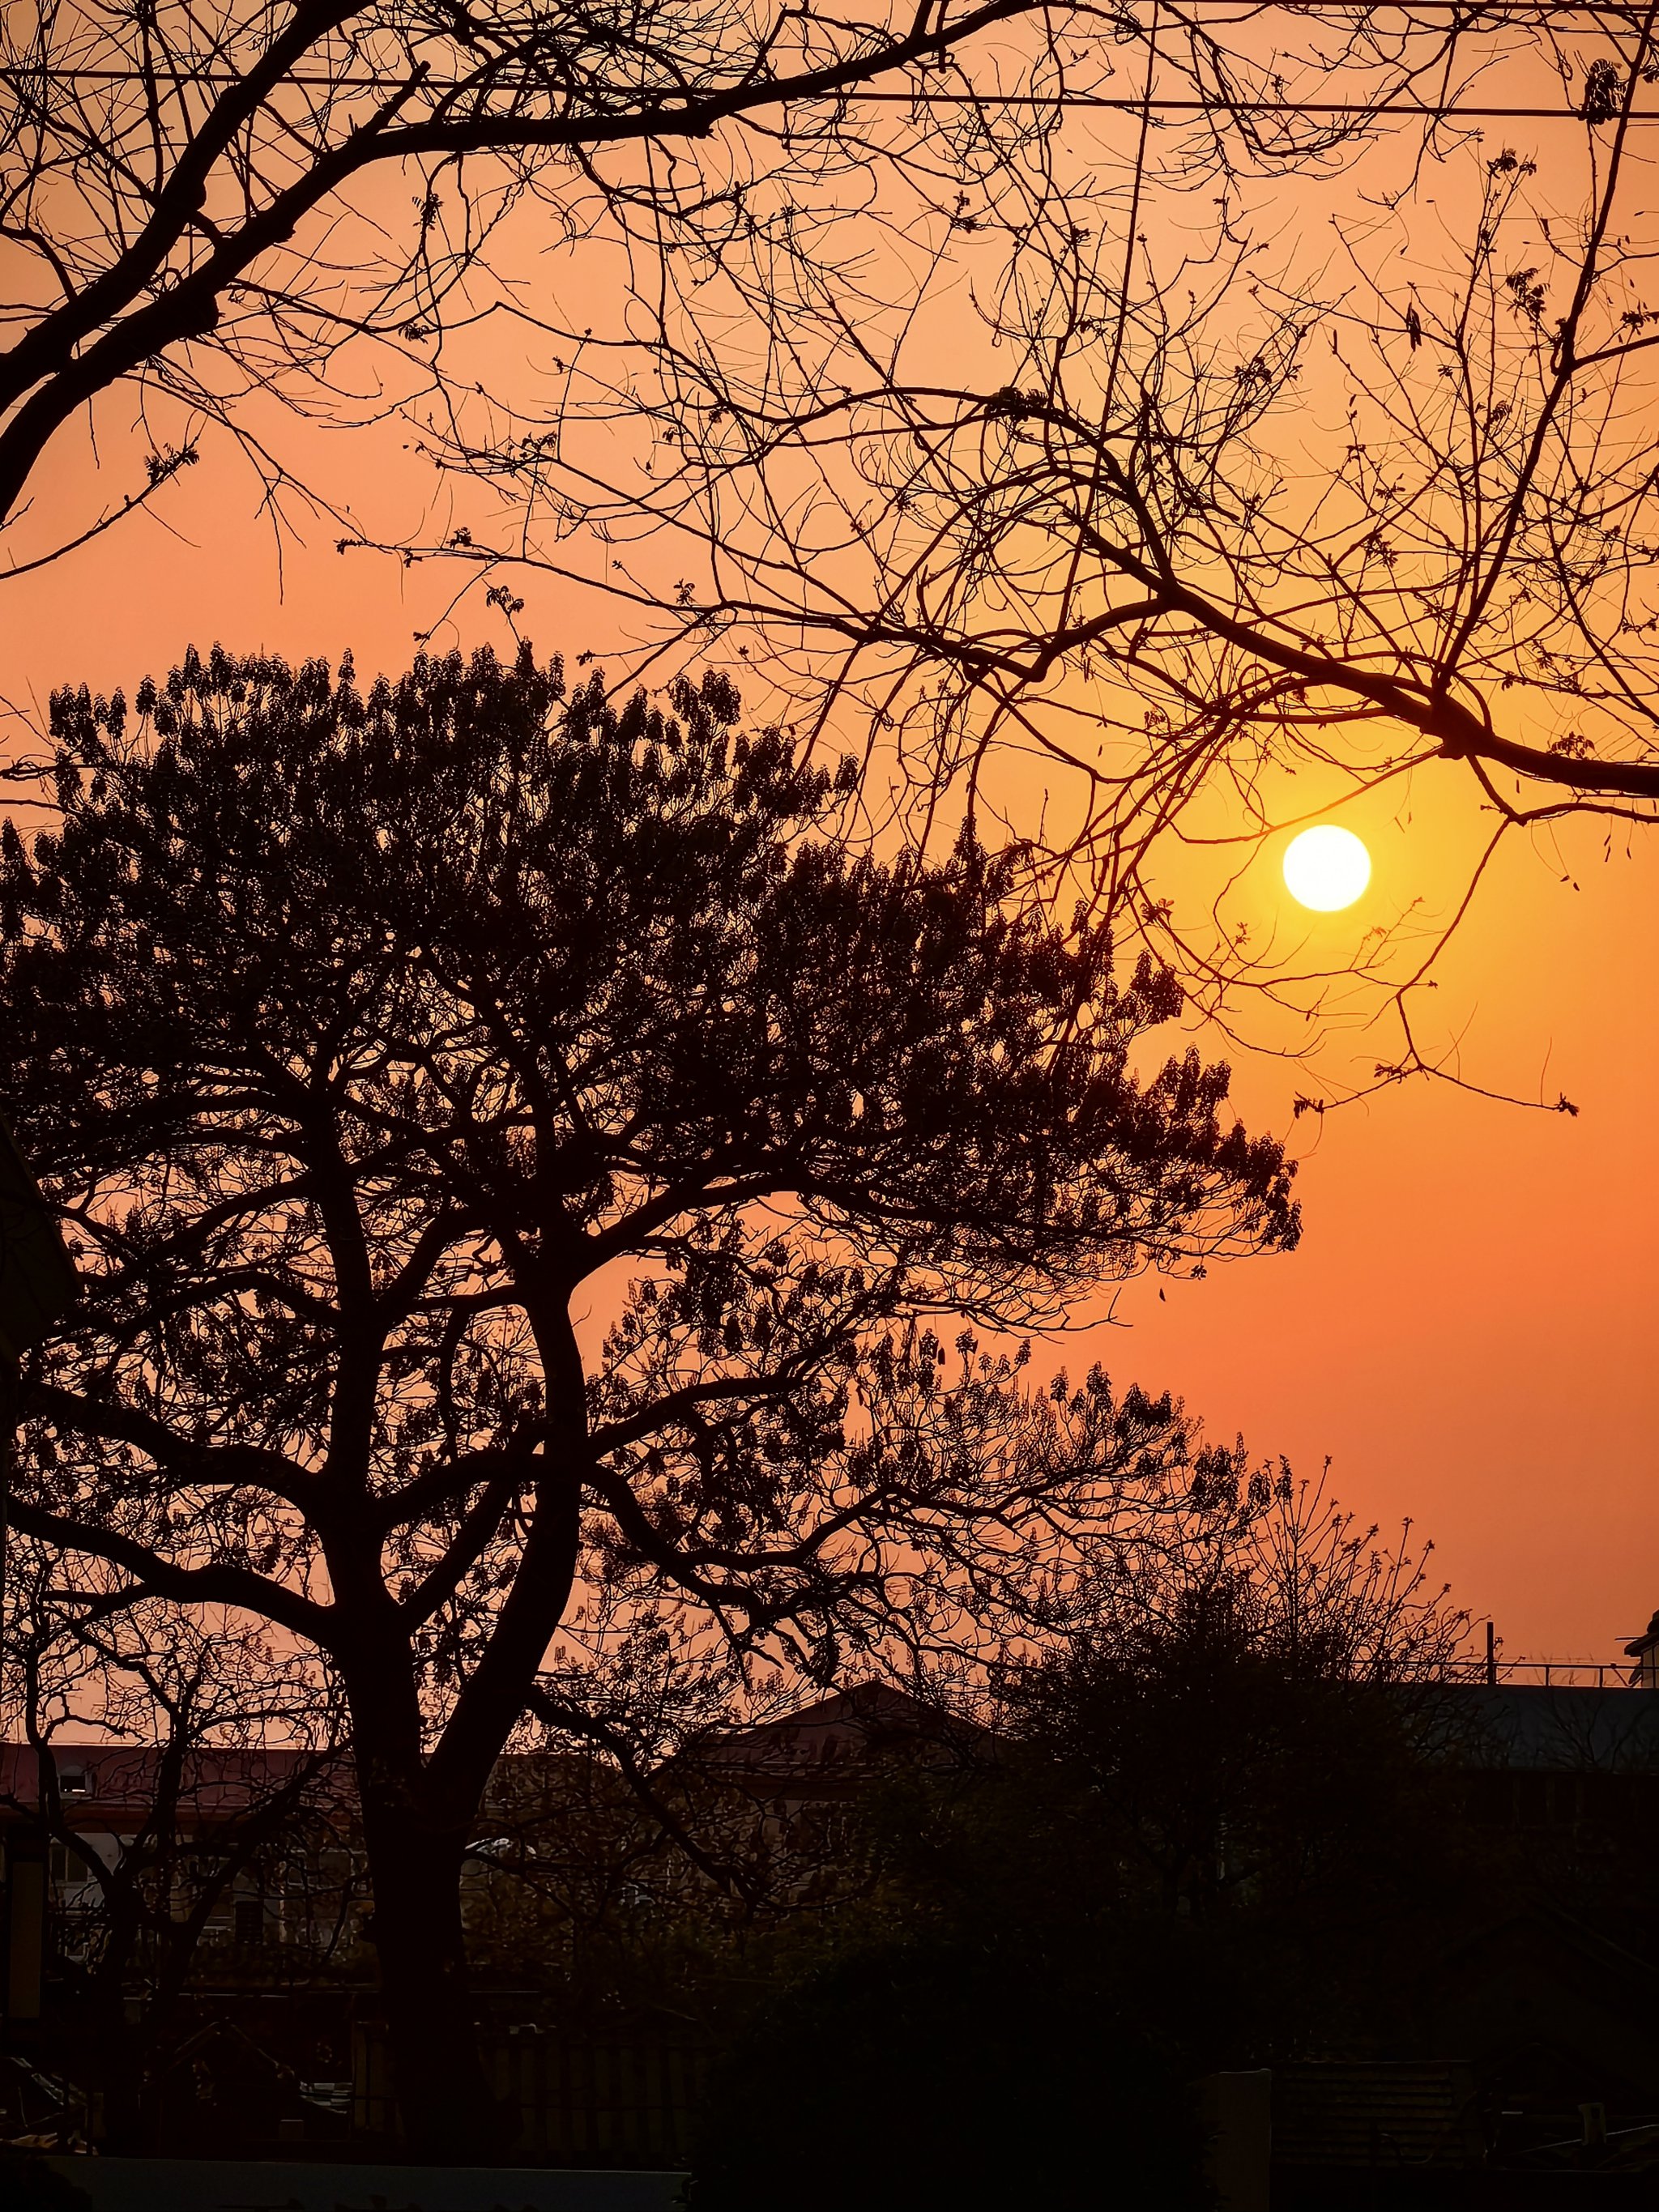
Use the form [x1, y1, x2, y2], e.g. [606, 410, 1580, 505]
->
[4, 35, 1656, 1665]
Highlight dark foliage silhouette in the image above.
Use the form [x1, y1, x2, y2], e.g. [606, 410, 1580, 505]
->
[0, 640, 1294, 2154]
[688, 1481, 1473, 2205]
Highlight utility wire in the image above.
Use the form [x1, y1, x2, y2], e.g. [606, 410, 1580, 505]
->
[4, 0, 1654, 115]
[0, 70, 1652, 120]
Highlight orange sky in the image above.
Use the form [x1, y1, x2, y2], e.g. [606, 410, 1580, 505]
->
[4, 76, 1656, 1669]
[6, 464, 1653, 1670]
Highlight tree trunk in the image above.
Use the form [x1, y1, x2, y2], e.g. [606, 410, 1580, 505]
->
[92, 2014, 151, 2157]
[77, 1886, 154, 2154]
[340, 1401, 585, 2164]
[359, 1785, 504, 2163]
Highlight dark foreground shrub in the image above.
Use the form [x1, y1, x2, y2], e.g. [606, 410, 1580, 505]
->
[689, 1935, 1206, 2212]
[0, 2157, 93, 2212]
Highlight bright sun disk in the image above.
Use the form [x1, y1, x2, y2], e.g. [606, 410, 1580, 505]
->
[1282, 825, 1371, 912]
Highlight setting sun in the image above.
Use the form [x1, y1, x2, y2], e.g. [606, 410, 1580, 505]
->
[1282, 825, 1371, 912]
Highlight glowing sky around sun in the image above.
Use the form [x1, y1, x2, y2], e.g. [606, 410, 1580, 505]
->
[2, 89, 1656, 1669]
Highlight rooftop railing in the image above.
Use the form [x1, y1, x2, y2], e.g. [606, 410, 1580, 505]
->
[1467, 1657, 1638, 1690]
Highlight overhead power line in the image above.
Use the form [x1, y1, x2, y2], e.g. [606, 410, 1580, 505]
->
[0, 66, 1653, 123]
[4, 0, 1657, 118]
[827, 94, 1658, 116]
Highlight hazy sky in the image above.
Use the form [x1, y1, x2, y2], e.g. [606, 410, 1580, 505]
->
[5, 88, 1656, 1666]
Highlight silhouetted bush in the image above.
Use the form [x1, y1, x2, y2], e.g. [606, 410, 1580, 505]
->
[690, 1931, 1206, 2211]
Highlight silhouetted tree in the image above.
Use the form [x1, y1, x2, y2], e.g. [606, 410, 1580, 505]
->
[0, 0, 1489, 581]
[6, 5, 1644, 1107]
[0, 641, 1294, 2154]
[1, 1555, 349, 2151]
[1004, 1478, 1469, 1988]
[685, 1459, 1471, 2206]
[903, 1474, 1473, 2065]
[376, 14, 1659, 1098]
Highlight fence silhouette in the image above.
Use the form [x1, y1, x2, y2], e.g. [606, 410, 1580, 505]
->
[1473, 1658, 1635, 1690]
[352, 2024, 710, 2166]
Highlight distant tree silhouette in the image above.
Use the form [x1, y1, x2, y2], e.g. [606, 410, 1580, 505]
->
[1, 1553, 349, 2153]
[1005, 1474, 1468, 1946]
[0, 641, 1294, 2156]
[947, 1475, 1472, 2065]
[687, 1480, 1473, 2210]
